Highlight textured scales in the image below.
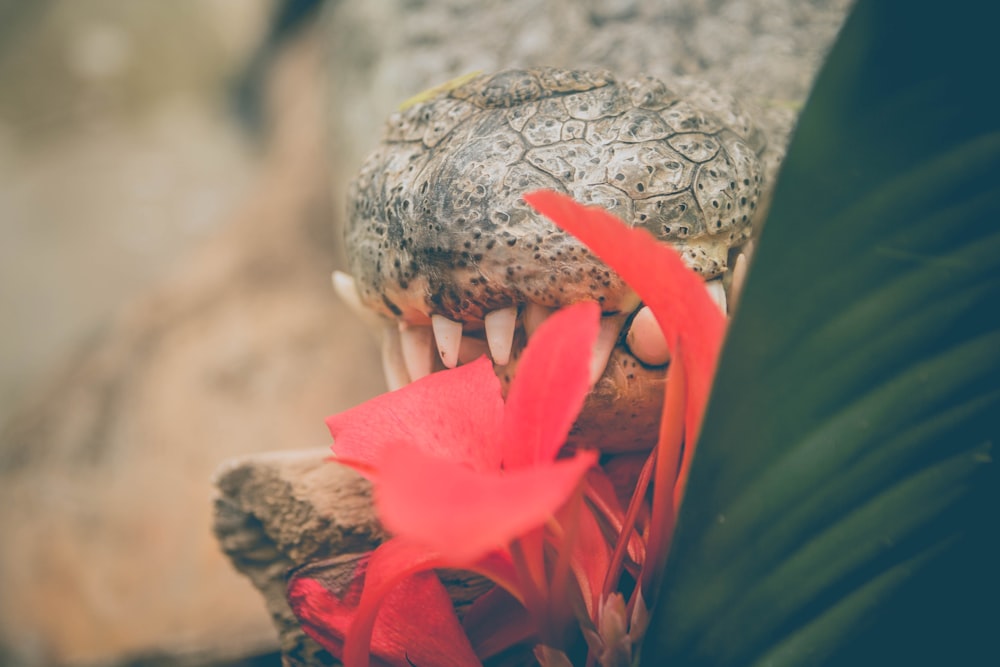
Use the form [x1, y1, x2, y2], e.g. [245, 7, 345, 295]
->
[346, 67, 765, 322]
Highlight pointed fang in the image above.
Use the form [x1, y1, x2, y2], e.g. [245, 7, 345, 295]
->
[524, 302, 552, 336]
[730, 251, 748, 311]
[591, 314, 626, 384]
[332, 271, 379, 327]
[381, 324, 411, 390]
[331, 270, 361, 310]
[484, 307, 518, 365]
[431, 314, 463, 368]
[399, 323, 434, 381]
[706, 279, 727, 315]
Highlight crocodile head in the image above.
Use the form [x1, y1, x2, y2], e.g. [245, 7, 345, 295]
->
[336, 68, 764, 452]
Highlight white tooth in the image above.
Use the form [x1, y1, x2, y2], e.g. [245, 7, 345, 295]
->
[626, 306, 670, 366]
[457, 336, 490, 364]
[484, 307, 518, 365]
[706, 280, 727, 314]
[590, 314, 627, 384]
[332, 270, 360, 308]
[730, 251, 749, 311]
[431, 314, 463, 368]
[523, 302, 552, 336]
[380, 324, 411, 390]
[399, 323, 434, 381]
[332, 271, 380, 327]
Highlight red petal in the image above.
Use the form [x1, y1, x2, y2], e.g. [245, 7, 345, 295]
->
[336, 540, 483, 667]
[375, 444, 598, 564]
[287, 565, 359, 661]
[502, 301, 601, 469]
[327, 356, 504, 475]
[524, 191, 725, 446]
[287, 549, 480, 667]
[462, 549, 524, 602]
[462, 586, 537, 660]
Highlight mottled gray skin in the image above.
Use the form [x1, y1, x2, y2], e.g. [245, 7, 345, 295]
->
[346, 67, 765, 323]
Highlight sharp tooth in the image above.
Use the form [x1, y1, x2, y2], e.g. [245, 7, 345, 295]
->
[331, 270, 360, 308]
[457, 336, 490, 364]
[380, 324, 411, 390]
[484, 307, 518, 365]
[332, 271, 380, 327]
[431, 314, 463, 368]
[706, 280, 727, 314]
[524, 302, 552, 336]
[625, 306, 670, 366]
[591, 314, 627, 384]
[399, 323, 434, 381]
[730, 251, 748, 311]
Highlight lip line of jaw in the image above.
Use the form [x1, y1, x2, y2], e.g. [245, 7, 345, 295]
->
[388, 305, 633, 391]
[335, 235, 753, 389]
[335, 268, 743, 392]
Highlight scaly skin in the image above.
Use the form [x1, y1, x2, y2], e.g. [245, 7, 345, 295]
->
[343, 67, 764, 451]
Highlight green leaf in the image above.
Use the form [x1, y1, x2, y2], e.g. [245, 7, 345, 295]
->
[641, 1, 1000, 665]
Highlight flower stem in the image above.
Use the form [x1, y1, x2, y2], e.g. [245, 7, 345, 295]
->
[641, 356, 687, 600]
[601, 451, 655, 601]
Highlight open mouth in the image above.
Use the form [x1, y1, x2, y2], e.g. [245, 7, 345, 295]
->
[333, 239, 753, 452]
[333, 67, 767, 451]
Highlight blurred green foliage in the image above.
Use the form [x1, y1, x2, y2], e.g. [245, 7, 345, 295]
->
[642, 0, 1000, 664]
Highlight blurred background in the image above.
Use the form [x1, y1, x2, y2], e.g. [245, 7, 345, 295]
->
[0, 0, 265, 430]
[0, 1, 384, 665]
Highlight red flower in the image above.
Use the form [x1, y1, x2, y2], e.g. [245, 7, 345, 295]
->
[288, 191, 726, 666]
[292, 302, 603, 666]
[328, 301, 601, 563]
[523, 191, 726, 596]
[523, 191, 725, 481]
[289, 555, 482, 667]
